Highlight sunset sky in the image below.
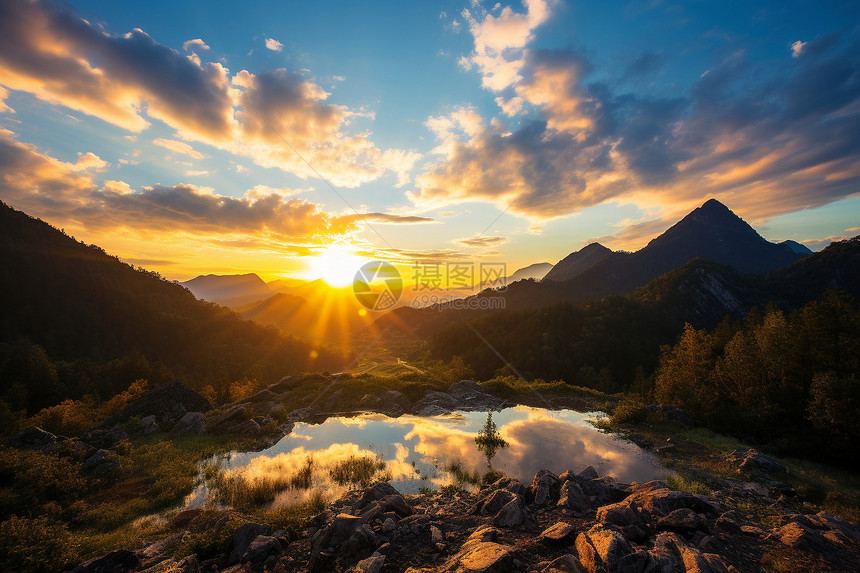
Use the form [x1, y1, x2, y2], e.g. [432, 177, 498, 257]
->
[1, 0, 858, 282]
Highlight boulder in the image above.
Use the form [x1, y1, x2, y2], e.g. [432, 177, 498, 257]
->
[241, 535, 281, 564]
[79, 426, 128, 449]
[540, 521, 576, 542]
[558, 480, 591, 513]
[411, 391, 459, 416]
[229, 523, 270, 564]
[727, 448, 787, 474]
[769, 522, 833, 554]
[83, 449, 119, 472]
[479, 489, 518, 516]
[646, 405, 693, 428]
[575, 524, 643, 573]
[627, 483, 718, 518]
[353, 554, 386, 573]
[69, 549, 140, 573]
[657, 508, 710, 536]
[171, 411, 206, 435]
[4, 426, 61, 451]
[492, 497, 526, 527]
[140, 415, 159, 436]
[530, 470, 560, 506]
[596, 501, 639, 527]
[540, 554, 584, 573]
[378, 390, 411, 416]
[117, 379, 212, 425]
[442, 528, 515, 573]
[578, 466, 600, 480]
[232, 419, 261, 438]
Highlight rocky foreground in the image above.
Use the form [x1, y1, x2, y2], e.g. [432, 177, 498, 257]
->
[71, 465, 860, 573]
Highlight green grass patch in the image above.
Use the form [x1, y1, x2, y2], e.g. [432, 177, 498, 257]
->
[329, 454, 389, 488]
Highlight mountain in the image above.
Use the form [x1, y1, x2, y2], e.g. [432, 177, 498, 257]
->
[637, 199, 805, 275]
[376, 200, 817, 337]
[266, 277, 308, 293]
[543, 243, 614, 282]
[779, 239, 814, 255]
[181, 273, 273, 306]
[768, 235, 860, 306]
[238, 284, 380, 346]
[506, 262, 553, 283]
[0, 202, 344, 412]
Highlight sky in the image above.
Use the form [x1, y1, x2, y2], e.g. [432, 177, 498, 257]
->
[0, 0, 858, 283]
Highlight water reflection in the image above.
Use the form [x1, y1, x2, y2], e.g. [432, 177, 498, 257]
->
[187, 406, 665, 509]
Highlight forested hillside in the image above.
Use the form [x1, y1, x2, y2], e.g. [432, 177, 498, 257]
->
[0, 202, 345, 418]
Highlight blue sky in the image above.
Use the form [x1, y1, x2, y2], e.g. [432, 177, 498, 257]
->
[0, 0, 858, 280]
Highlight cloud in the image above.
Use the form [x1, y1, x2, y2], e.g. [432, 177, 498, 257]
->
[791, 40, 806, 58]
[265, 38, 284, 52]
[410, 15, 860, 227]
[74, 152, 108, 171]
[183, 38, 210, 51]
[460, 0, 554, 90]
[457, 236, 507, 247]
[0, 0, 417, 188]
[153, 138, 206, 159]
[0, 86, 12, 113]
[184, 169, 209, 176]
[0, 128, 431, 245]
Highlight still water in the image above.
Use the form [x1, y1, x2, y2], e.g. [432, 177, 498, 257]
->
[187, 406, 665, 509]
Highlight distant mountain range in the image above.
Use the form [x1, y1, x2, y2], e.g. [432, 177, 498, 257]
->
[180, 273, 274, 306]
[378, 200, 857, 337]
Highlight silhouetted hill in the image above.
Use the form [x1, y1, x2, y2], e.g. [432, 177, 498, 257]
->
[768, 236, 860, 306]
[0, 202, 344, 412]
[779, 239, 814, 255]
[181, 273, 273, 306]
[544, 243, 614, 282]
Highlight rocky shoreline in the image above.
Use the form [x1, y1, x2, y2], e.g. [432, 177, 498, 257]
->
[71, 466, 860, 572]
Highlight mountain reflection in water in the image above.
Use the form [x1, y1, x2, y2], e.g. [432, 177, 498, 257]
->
[188, 406, 665, 509]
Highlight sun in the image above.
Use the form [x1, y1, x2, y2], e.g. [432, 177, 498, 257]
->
[308, 245, 368, 288]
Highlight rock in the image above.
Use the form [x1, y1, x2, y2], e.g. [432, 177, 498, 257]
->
[578, 466, 599, 480]
[241, 534, 281, 564]
[411, 391, 459, 416]
[480, 489, 518, 516]
[646, 405, 693, 428]
[359, 482, 401, 508]
[229, 523, 270, 564]
[171, 411, 206, 435]
[341, 524, 380, 561]
[241, 389, 275, 403]
[714, 512, 744, 535]
[627, 483, 718, 518]
[815, 511, 860, 543]
[657, 508, 709, 536]
[232, 419, 261, 438]
[469, 525, 500, 543]
[596, 501, 639, 527]
[770, 521, 833, 554]
[541, 554, 584, 573]
[558, 480, 591, 513]
[140, 415, 159, 436]
[4, 426, 62, 451]
[540, 521, 576, 542]
[83, 449, 119, 471]
[530, 470, 560, 506]
[117, 379, 212, 425]
[378, 390, 411, 416]
[353, 555, 386, 573]
[69, 549, 140, 573]
[654, 532, 729, 573]
[442, 530, 516, 573]
[727, 448, 787, 474]
[431, 525, 445, 543]
[492, 497, 526, 527]
[79, 426, 128, 449]
[575, 525, 640, 573]
[383, 518, 397, 532]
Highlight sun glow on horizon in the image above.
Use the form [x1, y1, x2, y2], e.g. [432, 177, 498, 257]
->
[306, 245, 369, 288]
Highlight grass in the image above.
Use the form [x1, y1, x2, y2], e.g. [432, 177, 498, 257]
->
[664, 474, 712, 496]
[329, 454, 389, 488]
[445, 460, 481, 486]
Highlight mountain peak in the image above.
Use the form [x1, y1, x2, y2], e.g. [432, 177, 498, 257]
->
[700, 198, 730, 212]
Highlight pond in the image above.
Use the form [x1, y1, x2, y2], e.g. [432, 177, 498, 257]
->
[186, 406, 666, 510]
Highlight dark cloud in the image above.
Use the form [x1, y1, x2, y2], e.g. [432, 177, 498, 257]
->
[457, 236, 507, 247]
[413, 28, 860, 222]
[622, 51, 666, 80]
